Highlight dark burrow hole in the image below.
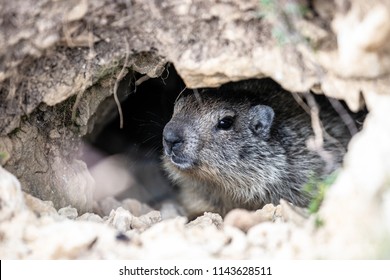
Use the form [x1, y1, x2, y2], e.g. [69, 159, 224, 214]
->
[82, 63, 367, 217]
[83, 64, 189, 212]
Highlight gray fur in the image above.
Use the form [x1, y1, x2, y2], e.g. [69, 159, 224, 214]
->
[162, 78, 354, 217]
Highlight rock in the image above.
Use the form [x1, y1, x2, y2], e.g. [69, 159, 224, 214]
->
[219, 226, 248, 259]
[106, 207, 133, 232]
[261, 204, 283, 220]
[138, 217, 209, 259]
[131, 210, 162, 231]
[138, 216, 228, 259]
[279, 200, 308, 226]
[246, 222, 291, 256]
[224, 204, 281, 232]
[94, 197, 157, 220]
[316, 92, 390, 259]
[58, 206, 78, 220]
[77, 213, 104, 223]
[105, 206, 161, 233]
[224, 209, 273, 232]
[121, 198, 154, 217]
[0, 212, 36, 259]
[331, 2, 390, 78]
[24, 220, 132, 259]
[0, 166, 25, 221]
[23, 193, 58, 217]
[187, 212, 223, 230]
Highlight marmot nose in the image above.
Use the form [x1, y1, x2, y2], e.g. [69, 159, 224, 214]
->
[163, 128, 184, 154]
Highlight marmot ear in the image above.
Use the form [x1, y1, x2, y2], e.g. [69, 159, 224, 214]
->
[249, 105, 274, 138]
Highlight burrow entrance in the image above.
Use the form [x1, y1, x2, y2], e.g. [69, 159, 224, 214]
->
[82, 63, 366, 217]
[83, 65, 188, 214]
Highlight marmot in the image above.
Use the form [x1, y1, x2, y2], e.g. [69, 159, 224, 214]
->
[162, 78, 357, 217]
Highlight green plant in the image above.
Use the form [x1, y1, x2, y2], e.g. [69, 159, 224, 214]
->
[258, 0, 310, 46]
[0, 151, 9, 165]
[0, 151, 6, 159]
[304, 171, 339, 214]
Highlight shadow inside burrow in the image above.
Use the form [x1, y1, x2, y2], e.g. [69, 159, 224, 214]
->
[81, 63, 368, 220]
[82, 64, 188, 217]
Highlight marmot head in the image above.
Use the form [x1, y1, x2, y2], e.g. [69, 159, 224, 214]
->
[162, 79, 352, 214]
[162, 85, 277, 187]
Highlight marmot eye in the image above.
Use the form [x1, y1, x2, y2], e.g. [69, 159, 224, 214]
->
[217, 116, 234, 130]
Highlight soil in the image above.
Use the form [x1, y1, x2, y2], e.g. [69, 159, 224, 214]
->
[1, 0, 390, 259]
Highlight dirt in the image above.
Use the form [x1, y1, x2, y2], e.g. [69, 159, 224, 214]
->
[1, 0, 390, 259]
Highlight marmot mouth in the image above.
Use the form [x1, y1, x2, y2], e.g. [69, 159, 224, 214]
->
[169, 154, 194, 170]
